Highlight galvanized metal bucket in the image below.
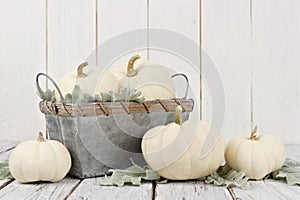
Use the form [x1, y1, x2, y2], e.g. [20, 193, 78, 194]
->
[36, 73, 194, 178]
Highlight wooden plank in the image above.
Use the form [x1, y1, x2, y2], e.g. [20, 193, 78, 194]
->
[231, 180, 297, 200]
[264, 179, 300, 199]
[286, 145, 300, 161]
[0, 178, 80, 200]
[48, 0, 96, 81]
[0, 142, 16, 154]
[0, 149, 13, 161]
[252, 0, 300, 145]
[0, 180, 13, 191]
[155, 181, 232, 200]
[98, 0, 147, 45]
[0, 0, 46, 141]
[68, 177, 153, 200]
[149, 0, 199, 41]
[202, 0, 252, 142]
[149, 0, 201, 121]
[97, 0, 147, 70]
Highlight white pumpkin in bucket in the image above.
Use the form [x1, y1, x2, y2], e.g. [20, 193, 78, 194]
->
[56, 62, 117, 101]
[141, 106, 225, 180]
[9, 132, 71, 183]
[112, 55, 175, 100]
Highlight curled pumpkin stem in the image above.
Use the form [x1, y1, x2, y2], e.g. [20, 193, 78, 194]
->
[127, 55, 141, 77]
[249, 125, 258, 140]
[175, 106, 183, 125]
[77, 62, 88, 78]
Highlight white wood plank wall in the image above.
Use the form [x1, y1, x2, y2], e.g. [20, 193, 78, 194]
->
[0, 0, 299, 145]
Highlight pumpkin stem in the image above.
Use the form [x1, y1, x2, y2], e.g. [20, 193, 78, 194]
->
[175, 106, 183, 125]
[37, 132, 46, 142]
[127, 55, 141, 77]
[249, 125, 258, 140]
[77, 62, 88, 78]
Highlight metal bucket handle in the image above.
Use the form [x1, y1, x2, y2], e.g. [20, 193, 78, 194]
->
[36, 72, 189, 102]
[171, 73, 189, 99]
[36, 73, 65, 102]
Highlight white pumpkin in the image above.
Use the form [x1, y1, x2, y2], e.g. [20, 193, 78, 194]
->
[112, 55, 175, 100]
[9, 132, 71, 183]
[141, 106, 225, 180]
[225, 126, 286, 180]
[56, 62, 117, 101]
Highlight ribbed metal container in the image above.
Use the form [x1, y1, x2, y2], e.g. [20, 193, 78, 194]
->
[37, 73, 193, 178]
[43, 110, 191, 178]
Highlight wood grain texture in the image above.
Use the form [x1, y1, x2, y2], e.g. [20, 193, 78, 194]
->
[0, 179, 13, 191]
[68, 177, 153, 200]
[264, 179, 300, 199]
[48, 0, 96, 81]
[252, 0, 300, 144]
[231, 181, 287, 200]
[0, 0, 46, 141]
[286, 145, 300, 161]
[0, 143, 299, 198]
[97, 0, 148, 69]
[155, 181, 232, 200]
[0, 142, 16, 154]
[98, 0, 147, 45]
[0, 145, 14, 161]
[202, 0, 252, 142]
[231, 179, 300, 200]
[0, 178, 80, 200]
[148, 0, 201, 121]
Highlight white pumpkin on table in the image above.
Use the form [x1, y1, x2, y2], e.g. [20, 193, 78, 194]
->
[112, 55, 176, 100]
[141, 106, 225, 180]
[9, 132, 71, 183]
[55, 62, 118, 101]
[225, 126, 286, 180]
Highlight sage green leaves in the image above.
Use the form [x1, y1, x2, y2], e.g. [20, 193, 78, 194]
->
[37, 85, 145, 104]
[271, 158, 300, 186]
[0, 160, 12, 180]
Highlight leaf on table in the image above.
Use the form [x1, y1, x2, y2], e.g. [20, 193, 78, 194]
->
[99, 159, 165, 187]
[0, 160, 13, 180]
[205, 164, 250, 189]
[271, 158, 300, 186]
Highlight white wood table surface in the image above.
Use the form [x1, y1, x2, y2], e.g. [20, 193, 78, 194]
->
[0, 141, 299, 200]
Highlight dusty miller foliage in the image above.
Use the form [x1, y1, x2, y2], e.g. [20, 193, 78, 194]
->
[37, 85, 145, 104]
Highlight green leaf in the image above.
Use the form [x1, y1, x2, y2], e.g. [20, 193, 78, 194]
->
[99, 159, 165, 187]
[102, 87, 145, 103]
[63, 85, 103, 104]
[38, 84, 145, 104]
[205, 164, 250, 189]
[101, 92, 113, 102]
[37, 89, 56, 102]
[271, 159, 300, 186]
[0, 160, 13, 180]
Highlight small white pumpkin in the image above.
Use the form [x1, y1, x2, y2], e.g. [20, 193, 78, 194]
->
[112, 55, 175, 100]
[225, 126, 286, 180]
[56, 62, 117, 101]
[141, 106, 225, 180]
[9, 132, 71, 183]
